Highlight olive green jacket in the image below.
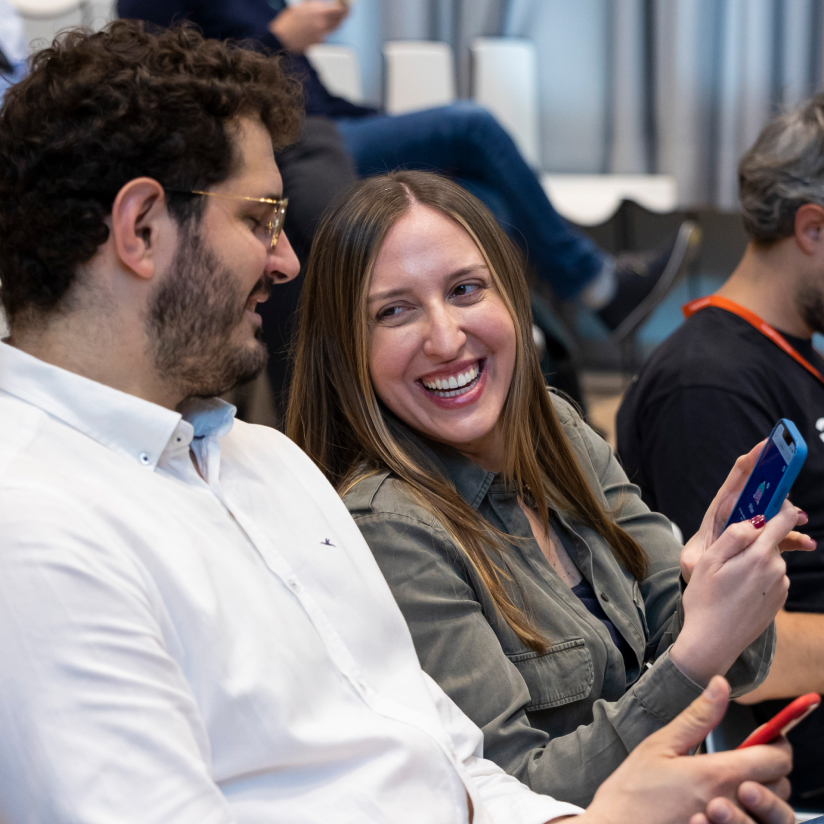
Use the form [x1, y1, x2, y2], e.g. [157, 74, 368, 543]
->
[344, 394, 774, 807]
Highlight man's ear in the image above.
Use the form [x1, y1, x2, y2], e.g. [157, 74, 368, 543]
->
[793, 203, 824, 255]
[110, 177, 170, 281]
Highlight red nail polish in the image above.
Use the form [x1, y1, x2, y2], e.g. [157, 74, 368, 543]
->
[751, 515, 766, 529]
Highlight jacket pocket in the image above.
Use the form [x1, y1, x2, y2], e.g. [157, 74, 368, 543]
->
[508, 638, 594, 711]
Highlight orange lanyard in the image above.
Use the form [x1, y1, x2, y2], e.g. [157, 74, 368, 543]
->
[682, 294, 824, 387]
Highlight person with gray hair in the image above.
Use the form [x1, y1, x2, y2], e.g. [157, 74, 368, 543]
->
[617, 92, 824, 810]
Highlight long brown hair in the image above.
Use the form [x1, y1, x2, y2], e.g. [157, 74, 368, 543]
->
[287, 171, 647, 652]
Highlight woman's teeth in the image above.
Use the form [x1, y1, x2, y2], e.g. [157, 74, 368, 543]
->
[421, 364, 480, 397]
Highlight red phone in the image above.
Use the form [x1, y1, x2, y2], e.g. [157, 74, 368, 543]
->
[736, 693, 821, 749]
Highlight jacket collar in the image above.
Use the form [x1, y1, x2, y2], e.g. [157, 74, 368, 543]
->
[388, 417, 498, 512]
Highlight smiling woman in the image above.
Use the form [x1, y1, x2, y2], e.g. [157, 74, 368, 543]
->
[286, 171, 801, 806]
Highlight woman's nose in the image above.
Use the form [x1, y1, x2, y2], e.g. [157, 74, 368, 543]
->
[423, 306, 466, 359]
[267, 231, 301, 283]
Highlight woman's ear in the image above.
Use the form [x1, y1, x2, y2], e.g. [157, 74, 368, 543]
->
[110, 177, 170, 281]
[793, 203, 824, 255]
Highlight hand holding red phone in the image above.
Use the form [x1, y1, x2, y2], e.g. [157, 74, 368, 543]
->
[737, 693, 821, 749]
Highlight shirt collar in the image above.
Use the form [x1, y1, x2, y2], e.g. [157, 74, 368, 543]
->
[389, 418, 496, 511]
[0, 342, 236, 469]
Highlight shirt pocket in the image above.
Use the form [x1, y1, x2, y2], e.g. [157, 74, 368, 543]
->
[507, 638, 594, 711]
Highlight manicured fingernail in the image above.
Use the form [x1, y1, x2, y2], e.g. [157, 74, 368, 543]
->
[714, 804, 732, 823]
[751, 514, 766, 529]
[798, 510, 809, 519]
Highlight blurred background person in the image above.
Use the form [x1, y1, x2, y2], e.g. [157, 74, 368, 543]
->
[617, 94, 824, 811]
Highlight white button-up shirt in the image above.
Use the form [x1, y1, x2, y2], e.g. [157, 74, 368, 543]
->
[0, 342, 580, 824]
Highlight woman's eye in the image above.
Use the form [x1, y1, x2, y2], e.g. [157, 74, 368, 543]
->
[376, 305, 405, 322]
[452, 283, 483, 299]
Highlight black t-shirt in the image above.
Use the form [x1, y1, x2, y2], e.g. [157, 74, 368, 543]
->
[617, 305, 824, 610]
[617, 305, 824, 806]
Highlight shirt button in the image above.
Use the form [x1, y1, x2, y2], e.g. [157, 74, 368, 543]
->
[287, 578, 301, 593]
[357, 679, 368, 692]
[139, 452, 151, 465]
[599, 592, 610, 603]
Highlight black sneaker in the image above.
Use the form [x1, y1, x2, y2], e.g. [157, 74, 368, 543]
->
[596, 220, 701, 341]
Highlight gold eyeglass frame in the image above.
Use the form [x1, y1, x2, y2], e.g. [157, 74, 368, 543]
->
[165, 189, 288, 249]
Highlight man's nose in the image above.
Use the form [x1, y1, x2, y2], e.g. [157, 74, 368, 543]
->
[423, 306, 466, 359]
[267, 231, 301, 283]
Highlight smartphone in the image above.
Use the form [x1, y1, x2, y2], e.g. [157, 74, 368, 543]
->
[724, 419, 807, 530]
[736, 693, 821, 748]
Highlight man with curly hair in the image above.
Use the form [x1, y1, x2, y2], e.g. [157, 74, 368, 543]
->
[0, 20, 798, 824]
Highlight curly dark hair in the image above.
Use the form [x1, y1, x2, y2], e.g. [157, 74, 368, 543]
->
[0, 20, 303, 325]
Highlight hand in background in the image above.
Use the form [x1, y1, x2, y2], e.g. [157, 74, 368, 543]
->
[680, 441, 815, 583]
[572, 677, 793, 824]
[269, 1, 349, 54]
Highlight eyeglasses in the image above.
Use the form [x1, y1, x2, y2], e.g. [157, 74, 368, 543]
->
[165, 189, 288, 250]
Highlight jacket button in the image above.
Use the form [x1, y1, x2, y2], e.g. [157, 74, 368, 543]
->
[599, 592, 609, 603]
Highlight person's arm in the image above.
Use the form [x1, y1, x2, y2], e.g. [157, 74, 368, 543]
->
[737, 608, 824, 703]
[424, 668, 793, 824]
[0, 490, 234, 824]
[556, 395, 779, 695]
[578, 677, 794, 824]
[269, 0, 348, 54]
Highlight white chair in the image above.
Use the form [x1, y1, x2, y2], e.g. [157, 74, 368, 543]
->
[9, 0, 114, 51]
[305, 44, 363, 105]
[540, 173, 679, 226]
[383, 40, 456, 115]
[471, 37, 540, 169]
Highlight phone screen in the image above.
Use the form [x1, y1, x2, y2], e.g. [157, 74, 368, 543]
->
[728, 422, 797, 525]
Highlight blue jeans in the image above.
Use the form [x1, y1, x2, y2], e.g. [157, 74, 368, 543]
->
[335, 102, 605, 300]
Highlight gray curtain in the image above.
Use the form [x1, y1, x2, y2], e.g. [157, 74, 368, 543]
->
[331, 0, 824, 208]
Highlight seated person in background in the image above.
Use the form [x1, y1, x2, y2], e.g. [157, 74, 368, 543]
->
[118, 0, 700, 410]
[0, 20, 794, 824]
[617, 93, 824, 810]
[286, 169, 812, 807]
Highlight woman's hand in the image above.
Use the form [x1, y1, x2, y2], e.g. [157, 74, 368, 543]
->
[572, 677, 793, 824]
[680, 442, 816, 583]
[670, 501, 796, 686]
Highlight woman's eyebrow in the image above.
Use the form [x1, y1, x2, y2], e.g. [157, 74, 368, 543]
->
[367, 264, 488, 303]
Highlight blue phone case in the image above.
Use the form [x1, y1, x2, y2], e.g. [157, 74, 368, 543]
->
[724, 418, 807, 530]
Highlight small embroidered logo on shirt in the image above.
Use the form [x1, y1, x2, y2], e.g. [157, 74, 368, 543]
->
[321, 539, 335, 546]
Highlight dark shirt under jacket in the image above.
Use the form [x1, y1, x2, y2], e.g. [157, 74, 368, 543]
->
[617, 305, 824, 808]
[345, 393, 773, 807]
[117, 0, 378, 119]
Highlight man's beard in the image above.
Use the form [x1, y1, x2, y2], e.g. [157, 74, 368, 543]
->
[147, 222, 270, 400]
[795, 279, 824, 336]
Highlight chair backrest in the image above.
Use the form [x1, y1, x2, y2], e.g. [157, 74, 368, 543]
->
[471, 37, 540, 169]
[305, 43, 364, 105]
[10, 0, 113, 50]
[383, 40, 456, 115]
